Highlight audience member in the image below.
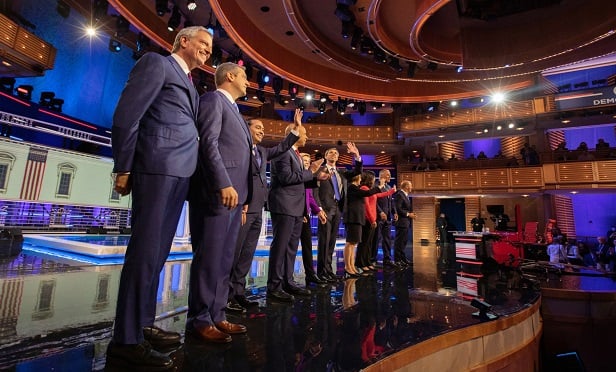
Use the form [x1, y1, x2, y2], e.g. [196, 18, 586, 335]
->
[554, 141, 569, 161]
[314, 144, 363, 281]
[596, 138, 610, 149]
[187, 62, 251, 343]
[107, 26, 211, 369]
[547, 237, 568, 264]
[595, 236, 614, 271]
[477, 151, 488, 159]
[576, 141, 589, 151]
[226, 114, 302, 313]
[494, 150, 506, 159]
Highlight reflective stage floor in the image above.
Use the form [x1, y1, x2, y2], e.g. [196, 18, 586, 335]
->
[0, 235, 571, 371]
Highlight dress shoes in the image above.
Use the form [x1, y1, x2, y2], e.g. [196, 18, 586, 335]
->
[226, 298, 246, 313]
[235, 295, 259, 308]
[266, 289, 295, 302]
[190, 325, 232, 344]
[320, 272, 338, 283]
[305, 274, 328, 286]
[284, 284, 312, 296]
[215, 320, 247, 334]
[106, 340, 174, 371]
[142, 326, 181, 348]
[383, 260, 399, 269]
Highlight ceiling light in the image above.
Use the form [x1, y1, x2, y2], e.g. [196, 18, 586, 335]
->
[496, 125, 502, 130]
[187, 1, 197, 11]
[167, 6, 181, 32]
[508, 122, 515, 129]
[304, 89, 314, 101]
[491, 92, 505, 103]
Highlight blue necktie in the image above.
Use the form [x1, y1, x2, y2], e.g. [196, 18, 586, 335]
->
[232, 102, 239, 112]
[331, 168, 341, 201]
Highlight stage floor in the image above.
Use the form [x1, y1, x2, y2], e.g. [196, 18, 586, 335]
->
[0, 236, 571, 371]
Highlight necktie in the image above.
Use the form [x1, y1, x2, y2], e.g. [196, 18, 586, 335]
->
[187, 72, 193, 84]
[253, 145, 261, 167]
[330, 168, 341, 201]
[232, 102, 239, 112]
[295, 149, 302, 160]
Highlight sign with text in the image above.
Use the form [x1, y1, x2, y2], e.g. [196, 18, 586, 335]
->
[555, 85, 616, 111]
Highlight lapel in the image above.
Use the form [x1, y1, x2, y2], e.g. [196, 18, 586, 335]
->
[217, 91, 253, 148]
[167, 56, 198, 118]
[291, 148, 303, 169]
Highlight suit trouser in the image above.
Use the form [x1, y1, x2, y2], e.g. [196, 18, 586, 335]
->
[394, 220, 410, 262]
[372, 220, 393, 262]
[300, 218, 317, 276]
[229, 211, 262, 299]
[113, 173, 189, 344]
[317, 208, 341, 276]
[356, 222, 375, 268]
[268, 213, 303, 292]
[188, 203, 242, 327]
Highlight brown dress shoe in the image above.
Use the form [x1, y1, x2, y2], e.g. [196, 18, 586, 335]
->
[192, 325, 232, 343]
[215, 320, 247, 334]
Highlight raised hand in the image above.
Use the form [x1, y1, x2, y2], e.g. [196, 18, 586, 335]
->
[292, 108, 303, 130]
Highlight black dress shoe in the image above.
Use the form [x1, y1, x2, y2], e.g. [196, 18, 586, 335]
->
[305, 274, 328, 286]
[142, 326, 181, 347]
[226, 298, 246, 313]
[284, 284, 312, 296]
[322, 272, 339, 282]
[106, 340, 174, 371]
[383, 260, 399, 269]
[235, 295, 259, 308]
[267, 289, 295, 302]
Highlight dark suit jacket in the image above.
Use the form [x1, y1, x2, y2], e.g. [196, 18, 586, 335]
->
[112, 53, 199, 177]
[189, 90, 253, 208]
[268, 149, 315, 217]
[344, 184, 387, 225]
[314, 161, 363, 212]
[376, 184, 395, 220]
[394, 190, 412, 228]
[246, 133, 299, 214]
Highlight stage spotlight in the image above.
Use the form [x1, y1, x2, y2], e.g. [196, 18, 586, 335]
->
[167, 6, 181, 32]
[136, 33, 150, 53]
[470, 298, 498, 321]
[388, 57, 403, 72]
[407, 62, 417, 78]
[56, 1, 70, 18]
[39, 92, 55, 108]
[257, 70, 270, 89]
[491, 92, 505, 103]
[335, 4, 355, 22]
[211, 45, 222, 68]
[427, 62, 438, 71]
[256, 90, 266, 103]
[15, 85, 33, 100]
[272, 77, 283, 96]
[0, 77, 15, 94]
[244, 62, 253, 79]
[350, 27, 362, 50]
[450, 100, 458, 107]
[318, 102, 326, 114]
[457, 65, 463, 73]
[288, 83, 298, 99]
[50, 98, 64, 113]
[115, 15, 129, 37]
[187, 1, 197, 11]
[319, 94, 328, 103]
[93, 0, 108, 22]
[304, 89, 314, 101]
[155, 0, 169, 16]
[357, 101, 366, 115]
[109, 38, 121, 52]
[278, 96, 288, 106]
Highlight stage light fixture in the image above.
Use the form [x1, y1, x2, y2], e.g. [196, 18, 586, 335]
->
[427, 62, 438, 71]
[457, 65, 463, 73]
[167, 6, 181, 32]
[407, 62, 417, 78]
[50, 98, 64, 113]
[350, 28, 362, 50]
[0, 77, 15, 94]
[319, 94, 328, 103]
[211, 45, 222, 68]
[256, 90, 266, 103]
[16, 85, 33, 100]
[109, 38, 121, 52]
[56, 1, 70, 18]
[304, 89, 314, 101]
[388, 57, 403, 72]
[93, 0, 108, 22]
[244, 62, 253, 79]
[272, 77, 283, 96]
[357, 101, 366, 115]
[471, 298, 498, 321]
[187, 1, 197, 11]
[288, 83, 298, 99]
[318, 102, 326, 114]
[335, 4, 355, 22]
[39, 92, 55, 108]
[136, 33, 150, 53]
[257, 70, 270, 89]
[115, 15, 129, 37]
[155, 0, 169, 16]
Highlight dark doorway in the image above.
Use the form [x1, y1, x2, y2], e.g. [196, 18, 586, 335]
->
[438, 198, 466, 233]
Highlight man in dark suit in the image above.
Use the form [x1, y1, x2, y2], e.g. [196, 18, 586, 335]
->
[266, 123, 326, 302]
[373, 169, 398, 268]
[393, 180, 416, 266]
[313, 144, 363, 281]
[226, 113, 302, 313]
[187, 62, 251, 343]
[108, 26, 212, 370]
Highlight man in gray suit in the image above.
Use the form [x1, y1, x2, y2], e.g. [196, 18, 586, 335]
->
[187, 62, 251, 343]
[108, 26, 212, 370]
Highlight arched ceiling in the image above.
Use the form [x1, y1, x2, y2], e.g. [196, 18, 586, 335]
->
[109, 0, 616, 103]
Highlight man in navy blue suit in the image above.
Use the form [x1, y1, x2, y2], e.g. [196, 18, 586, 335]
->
[266, 123, 326, 302]
[226, 113, 302, 313]
[393, 181, 416, 266]
[187, 62, 252, 343]
[108, 26, 212, 370]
